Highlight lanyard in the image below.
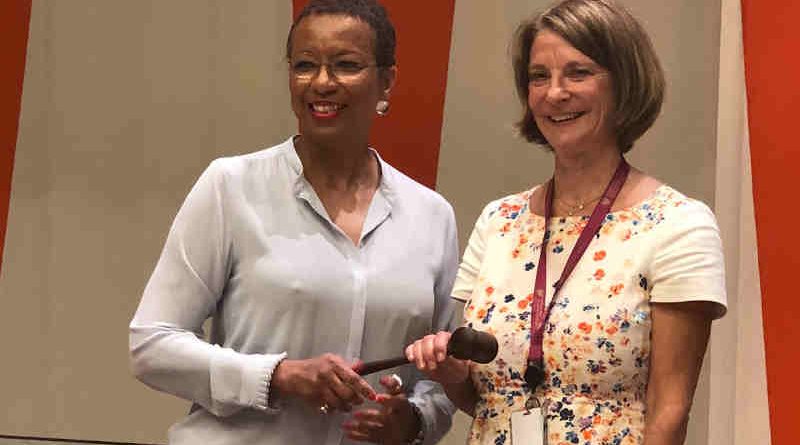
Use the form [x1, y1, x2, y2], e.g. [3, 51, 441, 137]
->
[524, 159, 630, 390]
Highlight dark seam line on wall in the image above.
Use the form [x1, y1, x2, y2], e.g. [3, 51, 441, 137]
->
[0, 435, 161, 445]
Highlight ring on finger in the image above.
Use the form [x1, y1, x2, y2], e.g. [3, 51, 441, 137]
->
[319, 403, 330, 415]
[390, 373, 403, 388]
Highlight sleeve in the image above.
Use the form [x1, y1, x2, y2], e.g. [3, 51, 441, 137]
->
[451, 200, 496, 302]
[648, 200, 728, 319]
[408, 199, 462, 445]
[129, 159, 286, 417]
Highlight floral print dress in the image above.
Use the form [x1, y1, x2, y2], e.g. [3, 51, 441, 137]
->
[450, 185, 726, 445]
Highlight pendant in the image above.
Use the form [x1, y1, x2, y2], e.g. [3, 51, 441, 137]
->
[524, 360, 545, 390]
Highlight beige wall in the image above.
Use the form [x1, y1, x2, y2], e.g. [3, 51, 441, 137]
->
[0, 1, 292, 443]
[435, 1, 721, 444]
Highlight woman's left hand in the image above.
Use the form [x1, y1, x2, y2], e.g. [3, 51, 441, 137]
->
[342, 374, 421, 444]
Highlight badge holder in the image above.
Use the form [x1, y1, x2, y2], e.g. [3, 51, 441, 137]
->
[512, 159, 629, 445]
[511, 396, 547, 445]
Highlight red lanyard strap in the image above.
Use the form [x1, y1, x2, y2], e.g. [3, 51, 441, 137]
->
[526, 159, 630, 384]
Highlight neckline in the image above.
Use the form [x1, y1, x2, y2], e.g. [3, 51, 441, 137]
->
[526, 183, 669, 219]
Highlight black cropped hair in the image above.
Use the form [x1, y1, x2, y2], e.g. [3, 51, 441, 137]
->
[286, 0, 397, 67]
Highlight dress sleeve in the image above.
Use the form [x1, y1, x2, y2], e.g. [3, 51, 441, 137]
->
[451, 200, 496, 303]
[129, 159, 286, 417]
[648, 200, 727, 318]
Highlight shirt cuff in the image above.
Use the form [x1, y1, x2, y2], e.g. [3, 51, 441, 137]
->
[252, 351, 287, 414]
[408, 384, 456, 445]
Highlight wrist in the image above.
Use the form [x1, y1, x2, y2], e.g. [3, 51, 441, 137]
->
[265, 353, 289, 410]
[271, 358, 293, 398]
[405, 400, 425, 445]
[441, 372, 471, 391]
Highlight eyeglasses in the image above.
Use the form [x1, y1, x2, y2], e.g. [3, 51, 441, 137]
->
[289, 59, 379, 82]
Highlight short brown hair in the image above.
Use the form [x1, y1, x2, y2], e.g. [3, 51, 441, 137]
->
[512, 0, 665, 152]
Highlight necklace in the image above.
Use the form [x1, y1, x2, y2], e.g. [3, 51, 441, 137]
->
[556, 193, 605, 216]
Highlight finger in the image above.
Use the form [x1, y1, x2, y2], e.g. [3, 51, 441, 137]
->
[320, 386, 345, 412]
[379, 374, 403, 395]
[413, 340, 426, 370]
[335, 362, 376, 403]
[343, 412, 386, 443]
[341, 419, 374, 442]
[353, 409, 384, 423]
[353, 418, 384, 431]
[434, 331, 451, 362]
[325, 375, 356, 411]
[344, 425, 382, 444]
[351, 414, 386, 433]
[405, 343, 415, 362]
[376, 393, 408, 414]
[343, 429, 372, 443]
[422, 335, 438, 370]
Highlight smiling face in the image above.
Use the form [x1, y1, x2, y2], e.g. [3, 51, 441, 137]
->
[288, 14, 395, 147]
[527, 30, 617, 155]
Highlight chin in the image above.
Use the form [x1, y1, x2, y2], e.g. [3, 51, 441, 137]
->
[302, 129, 342, 144]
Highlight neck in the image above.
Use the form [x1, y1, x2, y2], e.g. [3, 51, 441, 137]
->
[552, 145, 622, 204]
[295, 135, 379, 191]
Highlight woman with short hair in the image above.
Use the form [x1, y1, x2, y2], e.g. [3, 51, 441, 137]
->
[403, 1, 726, 443]
[130, 1, 459, 444]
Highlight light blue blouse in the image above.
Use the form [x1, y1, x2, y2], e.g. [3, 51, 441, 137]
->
[130, 137, 461, 445]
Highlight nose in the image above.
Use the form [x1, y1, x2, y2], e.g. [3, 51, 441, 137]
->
[311, 64, 338, 92]
[545, 76, 569, 103]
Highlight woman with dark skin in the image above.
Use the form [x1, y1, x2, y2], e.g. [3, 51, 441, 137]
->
[130, 1, 459, 444]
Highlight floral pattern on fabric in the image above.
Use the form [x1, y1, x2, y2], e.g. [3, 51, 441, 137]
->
[462, 186, 694, 445]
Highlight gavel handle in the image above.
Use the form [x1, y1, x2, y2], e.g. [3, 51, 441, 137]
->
[353, 356, 409, 376]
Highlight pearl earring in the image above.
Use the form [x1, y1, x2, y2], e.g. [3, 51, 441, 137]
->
[376, 100, 390, 116]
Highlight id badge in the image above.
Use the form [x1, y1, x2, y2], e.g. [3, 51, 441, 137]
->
[511, 405, 546, 445]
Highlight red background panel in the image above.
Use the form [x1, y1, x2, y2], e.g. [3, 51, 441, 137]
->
[292, 0, 455, 188]
[741, 1, 800, 443]
[0, 0, 32, 271]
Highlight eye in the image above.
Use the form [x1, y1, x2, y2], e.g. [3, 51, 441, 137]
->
[291, 60, 318, 74]
[333, 60, 364, 74]
[566, 67, 593, 80]
[528, 71, 549, 85]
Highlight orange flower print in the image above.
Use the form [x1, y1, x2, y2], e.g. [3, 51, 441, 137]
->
[485, 286, 494, 295]
[518, 293, 533, 310]
[606, 325, 619, 335]
[594, 269, 606, 280]
[476, 308, 486, 319]
[610, 283, 624, 295]
[593, 250, 607, 261]
[578, 322, 592, 334]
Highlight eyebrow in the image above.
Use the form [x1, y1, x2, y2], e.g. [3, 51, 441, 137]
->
[528, 60, 599, 71]
[293, 49, 367, 58]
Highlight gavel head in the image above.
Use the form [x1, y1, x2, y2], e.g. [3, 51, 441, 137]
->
[447, 326, 498, 364]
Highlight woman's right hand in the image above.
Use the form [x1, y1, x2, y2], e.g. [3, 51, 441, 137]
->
[272, 354, 376, 413]
[405, 331, 470, 384]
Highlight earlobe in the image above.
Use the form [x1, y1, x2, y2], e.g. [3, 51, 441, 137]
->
[382, 66, 398, 98]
